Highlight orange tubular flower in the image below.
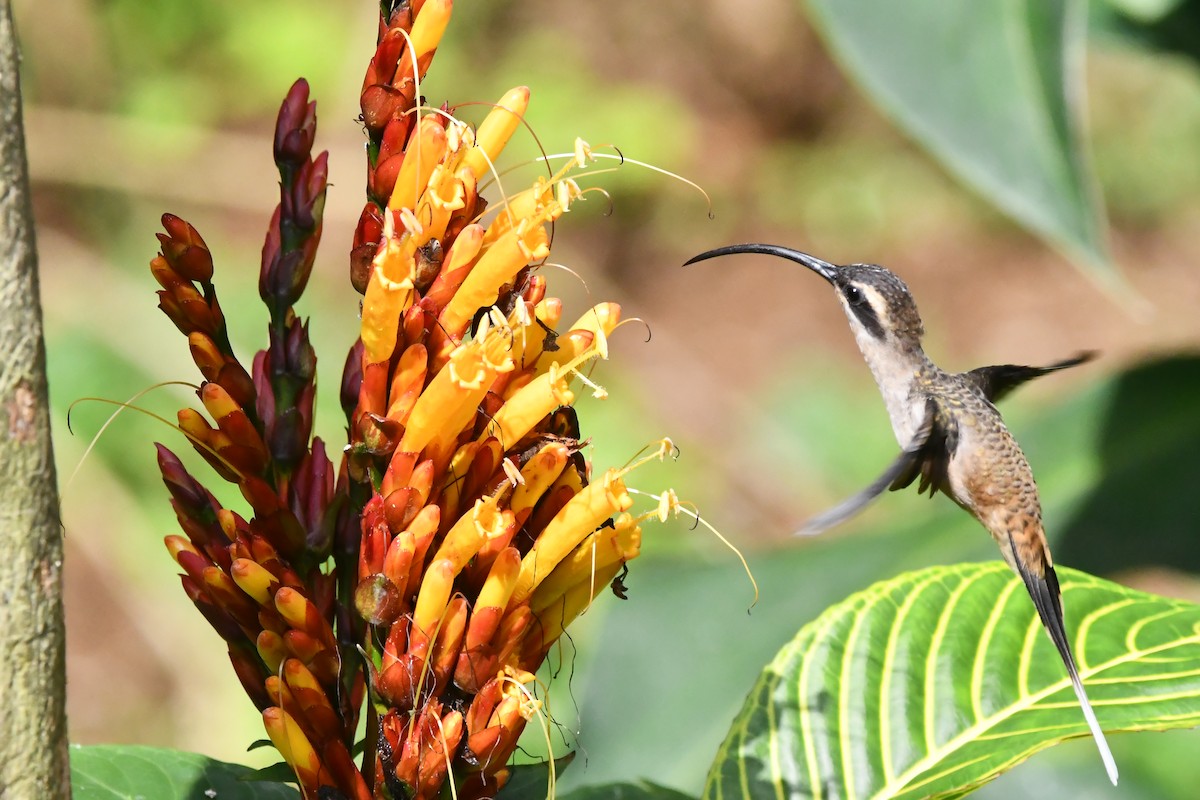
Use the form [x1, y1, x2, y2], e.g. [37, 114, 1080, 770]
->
[147, 3, 679, 799]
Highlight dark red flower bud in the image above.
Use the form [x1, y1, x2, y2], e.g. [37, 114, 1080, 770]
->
[182, 576, 247, 644]
[252, 350, 276, 435]
[369, 153, 406, 202]
[360, 84, 409, 134]
[341, 341, 364, 423]
[228, 644, 272, 710]
[157, 213, 214, 283]
[156, 444, 211, 511]
[291, 438, 334, 553]
[365, 30, 407, 95]
[377, 116, 412, 164]
[273, 79, 317, 170]
[350, 206, 384, 294]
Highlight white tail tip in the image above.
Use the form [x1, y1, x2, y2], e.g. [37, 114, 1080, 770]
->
[1070, 674, 1119, 785]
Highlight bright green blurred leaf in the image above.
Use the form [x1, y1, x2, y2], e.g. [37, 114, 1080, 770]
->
[705, 563, 1200, 799]
[71, 744, 299, 799]
[804, 0, 1115, 281]
[563, 781, 699, 800]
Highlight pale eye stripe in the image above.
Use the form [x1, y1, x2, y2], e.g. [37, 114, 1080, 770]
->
[846, 283, 886, 339]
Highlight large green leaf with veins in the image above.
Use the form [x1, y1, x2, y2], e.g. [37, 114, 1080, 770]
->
[805, 0, 1114, 282]
[705, 563, 1200, 799]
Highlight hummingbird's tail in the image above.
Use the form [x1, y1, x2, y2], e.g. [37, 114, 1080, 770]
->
[1010, 537, 1119, 786]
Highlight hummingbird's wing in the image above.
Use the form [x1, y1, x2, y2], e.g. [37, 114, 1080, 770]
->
[965, 351, 1096, 405]
[1007, 534, 1120, 785]
[796, 400, 940, 536]
[886, 401, 957, 498]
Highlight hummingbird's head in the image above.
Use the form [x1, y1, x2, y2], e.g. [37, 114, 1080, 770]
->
[683, 243, 925, 349]
[827, 261, 924, 345]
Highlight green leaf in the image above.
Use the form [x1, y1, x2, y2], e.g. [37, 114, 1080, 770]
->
[1054, 355, 1200, 576]
[71, 745, 300, 800]
[1091, 0, 1200, 63]
[500, 753, 576, 799]
[705, 563, 1200, 799]
[237, 761, 297, 784]
[805, 0, 1115, 281]
[562, 781, 699, 800]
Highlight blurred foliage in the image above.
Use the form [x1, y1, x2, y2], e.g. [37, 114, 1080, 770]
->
[19, 0, 1200, 796]
[806, 0, 1114, 282]
[561, 783, 698, 800]
[70, 744, 300, 799]
[1093, 0, 1200, 62]
[1057, 355, 1200, 575]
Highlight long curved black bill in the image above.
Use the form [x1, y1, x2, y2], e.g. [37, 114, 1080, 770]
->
[683, 243, 838, 282]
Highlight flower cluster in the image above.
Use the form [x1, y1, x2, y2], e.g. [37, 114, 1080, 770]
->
[149, 2, 665, 798]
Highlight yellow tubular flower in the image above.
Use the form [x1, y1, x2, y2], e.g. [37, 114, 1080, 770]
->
[198, 381, 241, 423]
[529, 512, 641, 613]
[177, 407, 217, 443]
[263, 707, 321, 786]
[430, 496, 512, 574]
[482, 178, 555, 247]
[216, 508, 240, 541]
[506, 470, 633, 610]
[524, 561, 624, 661]
[535, 302, 621, 376]
[426, 223, 484, 303]
[412, 164, 468, 244]
[386, 343, 428, 424]
[510, 442, 570, 519]
[437, 442, 479, 518]
[482, 369, 574, 449]
[412, 558, 456, 638]
[514, 298, 562, 368]
[463, 86, 531, 180]
[164, 535, 200, 563]
[398, 333, 513, 460]
[283, 658, 334, 711]
[476, 547, 522, 614]
[361, 239, 416, 364]
[438, 220, 552, 338]
[389, 116, 449, 213]
[265, 677, 296, 716]
[230, 558, 279, 605]
[257, 630, 287, 674]
[274, 587, 320, 636]
[408, 0, 453, 61]
[547, 455, 585, 498]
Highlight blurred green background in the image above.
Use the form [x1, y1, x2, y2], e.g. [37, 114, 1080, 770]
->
[17, 0, 1200, 796]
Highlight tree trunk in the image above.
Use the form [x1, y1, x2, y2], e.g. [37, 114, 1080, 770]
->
[0, 1, 71, 796]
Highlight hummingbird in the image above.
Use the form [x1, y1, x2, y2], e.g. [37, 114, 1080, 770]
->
[684, 243, 1117, 785]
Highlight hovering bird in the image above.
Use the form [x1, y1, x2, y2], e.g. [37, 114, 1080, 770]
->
[685, 243, 1116, 785]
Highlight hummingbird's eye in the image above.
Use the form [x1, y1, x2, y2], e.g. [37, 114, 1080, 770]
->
[843, 285, 866, 306]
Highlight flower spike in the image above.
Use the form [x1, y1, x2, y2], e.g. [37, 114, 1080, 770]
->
[145, 4, 690, 798]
